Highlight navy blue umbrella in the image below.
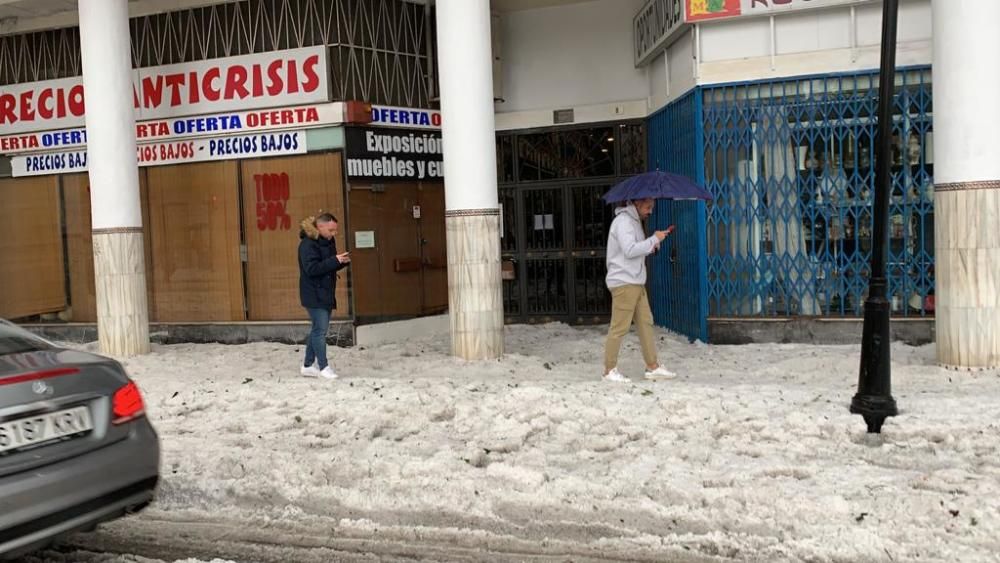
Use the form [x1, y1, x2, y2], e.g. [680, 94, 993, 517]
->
[602, 171, 713, 204]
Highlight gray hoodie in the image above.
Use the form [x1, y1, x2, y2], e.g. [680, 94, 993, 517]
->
[605, 204, 659, 289]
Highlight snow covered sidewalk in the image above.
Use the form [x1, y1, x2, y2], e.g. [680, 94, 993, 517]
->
[48, 324, 1000, 562]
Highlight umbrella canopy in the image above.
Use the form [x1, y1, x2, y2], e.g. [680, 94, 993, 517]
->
[602, 171, 713, 204]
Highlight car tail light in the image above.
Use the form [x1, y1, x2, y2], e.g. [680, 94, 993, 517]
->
[112, 381, 145, 425]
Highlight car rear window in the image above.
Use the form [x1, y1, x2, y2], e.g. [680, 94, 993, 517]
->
[0, 321, 52, 356]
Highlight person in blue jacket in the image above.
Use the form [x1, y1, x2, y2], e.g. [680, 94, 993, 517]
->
[298, 213, 351, 379]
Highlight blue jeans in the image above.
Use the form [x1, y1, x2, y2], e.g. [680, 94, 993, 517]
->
[303, 307, 332, 370]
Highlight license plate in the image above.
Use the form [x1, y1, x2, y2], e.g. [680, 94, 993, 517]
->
[0, 406, 93, 454]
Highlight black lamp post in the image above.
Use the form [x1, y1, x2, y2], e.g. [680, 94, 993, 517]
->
[852, 0, 900, 434]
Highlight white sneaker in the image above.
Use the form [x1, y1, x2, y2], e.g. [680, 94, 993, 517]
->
[602, 367, 631, 383]
[644, 365, 678, 380]
[319, 366, 339, 380]
[300, 364, 321, 377]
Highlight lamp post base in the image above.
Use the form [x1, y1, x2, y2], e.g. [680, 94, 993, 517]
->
[850, 394, 898, 433]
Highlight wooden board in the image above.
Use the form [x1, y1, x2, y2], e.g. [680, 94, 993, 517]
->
[240, 153, 348, 321]
[146, 162, 244, 322]
[0, 176, 66, 319]
[346, 188, 383, 319]
[62, 172, 153, 322]
[418, 183, 448, 314]
[62, 174, 97, 322]
[348, 183, 424, 319]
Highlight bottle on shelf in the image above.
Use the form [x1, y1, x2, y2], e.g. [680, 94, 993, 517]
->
[859, 223, 872, 252]
[830, 216, 843, 240]
[891, 212, 905, 239]
[907, 135, 921, 166]
[805, 148, 819, 172]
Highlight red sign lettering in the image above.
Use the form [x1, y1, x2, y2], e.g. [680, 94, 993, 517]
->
[0, 47, 328, 135]
[254, 173, 292, 231]
[0, 134, 39, 152]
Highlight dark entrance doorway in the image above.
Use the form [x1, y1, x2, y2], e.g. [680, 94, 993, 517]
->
[348, 182, 447, 324]
[496, 121, 646, 324]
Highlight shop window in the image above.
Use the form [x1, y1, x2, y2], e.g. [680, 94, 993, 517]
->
[517, 132, 561, 182]
[574, 257, 610, 316]
[701, 69, 935, 318]
[497, 135, 515, 185]
[561, 127, 615, 178]
[572, 184, 613, 249]
[523, 188, 563, 251]
[525, 259, 567, 315]
[496, 121, 645, 323]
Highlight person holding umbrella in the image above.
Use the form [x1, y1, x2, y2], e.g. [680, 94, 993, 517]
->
[601, 171, 713, 383]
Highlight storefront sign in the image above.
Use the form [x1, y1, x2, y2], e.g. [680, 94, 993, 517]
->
[344, 127, 444, 180]
[0, 129, 86, 154]
[686, 0, 875, 22]
[10, 131, 306, 177]
[634, 0, 687, 66]
[686, 0, 742, 21]
[0, 47, 329, 135]
[0, 102, 343, 156]
[369, 105, 442, 129]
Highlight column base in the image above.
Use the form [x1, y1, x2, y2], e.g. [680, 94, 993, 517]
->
[93, 228, 150, 357]
[935, 184, 1000, 370]
[446, 209, 504, 360]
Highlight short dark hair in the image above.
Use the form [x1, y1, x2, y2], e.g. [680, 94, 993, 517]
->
[316, 213, 338, 224]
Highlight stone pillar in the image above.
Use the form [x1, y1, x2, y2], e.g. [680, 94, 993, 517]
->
[435, 0, 504, 360]
[79, 0, 150, 357]
[932, 0, 1000, 369]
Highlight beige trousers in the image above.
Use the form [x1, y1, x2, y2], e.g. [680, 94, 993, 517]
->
[604, 284, 657, 371]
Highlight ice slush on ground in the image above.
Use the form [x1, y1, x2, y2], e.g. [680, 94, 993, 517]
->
[35, 323, 1000, 562]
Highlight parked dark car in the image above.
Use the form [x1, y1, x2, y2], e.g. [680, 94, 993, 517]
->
[0, 319, 159, 559]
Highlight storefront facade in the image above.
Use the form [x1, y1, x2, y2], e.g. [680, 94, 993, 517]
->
[635, 0, 936, 342]
[2, 0, 992, 362]
[342, 113, 448, 324]
[0, 0, 435, 338]
[481, 0, 944, 343]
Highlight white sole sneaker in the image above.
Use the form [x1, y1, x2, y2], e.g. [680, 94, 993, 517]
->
[300, 366, 321, 378]
[644, 373, 678, 381]
[602, 368, 631, 383]
[644, 367, 678, 381]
